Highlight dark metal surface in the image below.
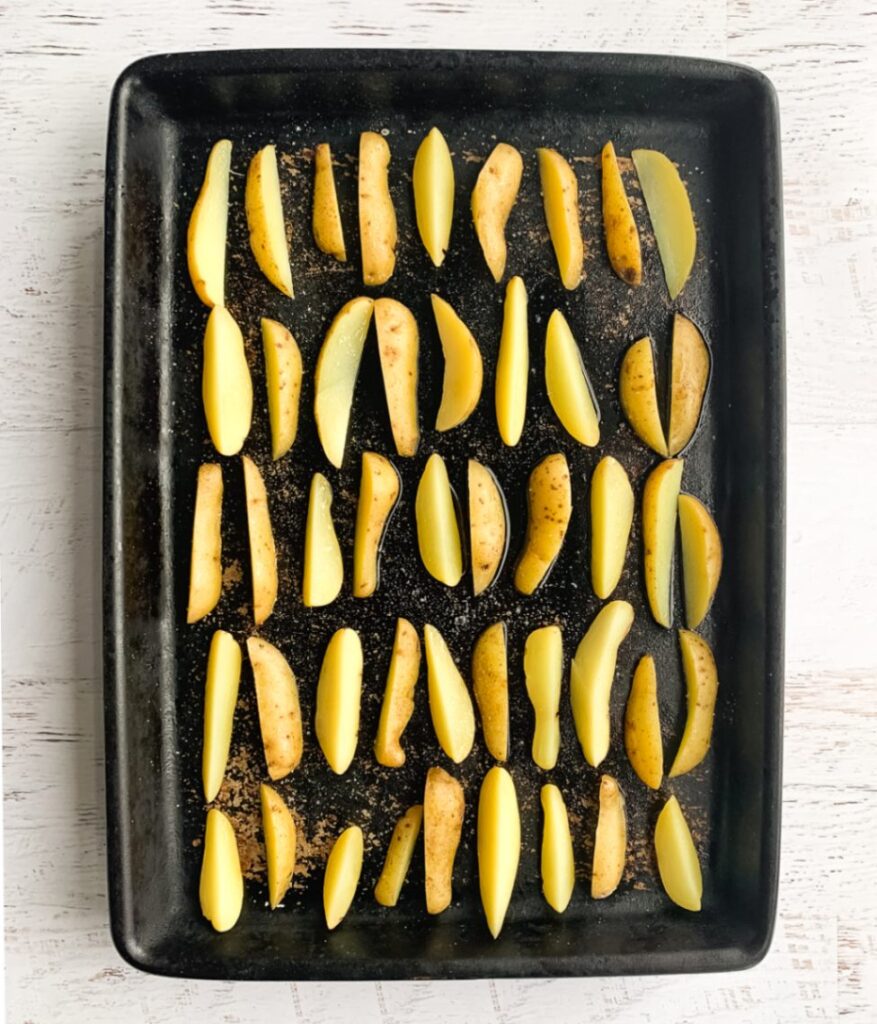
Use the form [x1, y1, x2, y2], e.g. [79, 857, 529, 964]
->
[104, 49, 785, 980]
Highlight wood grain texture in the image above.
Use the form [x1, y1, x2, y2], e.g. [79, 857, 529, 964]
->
[1, 0, 875, 1021]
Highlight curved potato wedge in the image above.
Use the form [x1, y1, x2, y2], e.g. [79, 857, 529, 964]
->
[261, 318, 302, 461]
[413, 127, 454, 266]
[247, 636, 303, 781]
[524, 625, 563, 770]
[471, 142, 523, 282]
[424, 624, 476, 763]
[242, 456, 277, 627]
[187, 463, 223, 624]
[495, 276, 528, 446]
[591, 775, 626, 899]
[642, 459, 684, 627]
[619, 336, 668, 456]
[468, 459, 508, 596]
[202, 305, 253, 457]
[199, 808, 243, 932]
[260, 783, 297, 909]
[302, 472, 343, 608]
[359, 131, 397, 285]
[353, 452, 401, 598]
[477, 766, 520, 938]
[654, 795, 702, 911]
[668, 313, 710, 456]
[624, 654, 663, 790]
[471, 622, 509, 762]
[431, 294, 483, 431]
[540, 784, 575, 913]
[374, 618, 421, 768]
[601, 141, 641, 286]
[669, 630, 719, 778]
[324, 825, 364, 929]
[312, 143, 346, 261]
[202, 629, 241, 802]
[590, 456, 634, 600]
[246, 144, 293, 297]
[679, 493, 722, 628]
[424, 766, 465, 914]
[375, 298, 420, 457]
[545, 309, 600, 447]
[374, 804, 423, 907]
[315, 628, 363, 775]
[514, 453, 572, 595]
[416, 453, 463, 586]
[187, 139, 231, 307]
[537, 147, 584, 289]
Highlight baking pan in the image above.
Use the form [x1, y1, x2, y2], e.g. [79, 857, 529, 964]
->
[104, 49, 784, 980]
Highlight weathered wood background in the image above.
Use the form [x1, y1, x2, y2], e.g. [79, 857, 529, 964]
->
[2, 0, 875, 1020]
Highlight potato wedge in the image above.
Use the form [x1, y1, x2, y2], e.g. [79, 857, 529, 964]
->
[199, 808, 243, 932]
[315, 628, 363, 775]
[242, 456, 277, 627]
[495, 276, 528, 446]
[202, 305, 253, 457]
[569, 601, 635, 767]
[654, 795, 702, 911]
[431, 294, 484, 432]
[187, 463, 223, 624]
[590, 456, 634, 600]
[246, 143, 293, 297]
[540, 784, 575, 913]
[477, 766, 520, 938]
[678, 493, 722, 628]
[524, 625, 563, 770]
[544, 309, 600, 447]
[413, 126, 454, 266]
[424, 624, 475, 764]
[668, 313, 710, 456]
[312, 143, 346, 261]
[591, 775, 626, 899]
[302, 472, 343, 608]
[359, 131, 396, 285]
[537, 147, 584, 290]
[353, 452, 401, 598]
[260, 783, 297, 909]
[261, 317, 302, 461]
[619, 336, 668, 456]
[601, 141, 642, 286]
[375, 297, 420, 457]
[187, 139, 231, 307]
[468, 459, 508, 596]
[415, 453, 463, 587]
[669, 630, 719, 777]
[374, 618, 421, 768]
[247, 636, 303, 781]
[324, 825, 364, 929]
[643, 458, 684, 627]
[624, 654, 663, 790]
[202, 629, 241, 802]
[471, 142, 523, 282]
[374, 804, 423, 907]
[424, 766, 465, 915]
[514, 452, 572, 595]
[471, 621, 509, 762]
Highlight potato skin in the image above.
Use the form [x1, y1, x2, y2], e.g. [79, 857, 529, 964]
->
[471, 622, 509, 762]
[668, 313, 710, 456]
[619, 336, 668, 456]
[374, 618, 421, 768]
[624, 654, 663, 789]
[359, 131, 397, 285]
[471, 142, 523, 282]
[312, 142, 346, 261]
[424, 766, 465, 914]
[591, 775, 627, 899]
[514, 453, 572, 594]
[601, 141, 642, 286]
[468, 459, 508, 597]
[187, 463, 223, 624]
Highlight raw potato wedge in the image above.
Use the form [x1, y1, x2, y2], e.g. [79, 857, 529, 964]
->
[431, 294, 484, 431]
[415, 453, 463, 586]
[375, 298, 420, 457]
[471, 142, 523, 282]
[545, 309, 600, 447]
[312, 143, 346, 261]
[668, 313, 710, 456]
[202, 305, 253, 456]
[313, 296, 375, 468]
[302, 472, 344, 608]
[678, 494, 723, 628]
[374, 618, 421, 768]
[591, 775, 627, 899]
[374, 804, 423, 907]
[199, 808, 243, 933]
[353, 452, 401, 598]
[202, 630, 242, 802]
[619, 336, 668, 456]
[601, 141, 642, 286]
[624, 655, 663, 790]
[643, 459, 684, 628]
[242, 456, 277, 627]
[537, 147, 584, 290]
[424, 624, 476, 763]
[569, 601, 635, 767]
[524, 625, 563, 770]
[413, 126, 454, 266]
[654, 795, 702, 911]
[540, 784, 575, 913]
[261, 317, 302, 461]
[246, 144, 294, 297]
[514, 453, 572, 595]
[471, 622, 509, 762]
[248, 636, 303, 781]
[424, 766, 465, 915]
[323, 825, 364, 929]
[631, 148, 696, 300]
[590, 456, 634, 600]
[468, 459, 508, 597]
[495, 276, 529, 446]
[477, 766, 520, 938]
[187, 463, 223, 624]
[669, 630, 719, 778]
[359, 131, 397, 285]
[315, 628, 363, 775]
[187, 139, 231, 307]
[260, 783, 297, 909]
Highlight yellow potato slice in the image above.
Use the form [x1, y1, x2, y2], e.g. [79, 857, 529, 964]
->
[374, 804, 423, 907]
[477, 766, 520, 938]
[591, 775, 627, 899]
[302, 472, 343, 608]
[247, 636, 303, 781]
[514, 452, 572, 595]
[678, 493, 722, 628]
[415, 453, 463, 587]
[202, 630, 241, 802]
[431, 294, 484, 431]
[246, 143, 293, 297]
[495, 276, 528, 446]
[619, 336, 668, 456]
[424, 766, 465, 914]
[199, 808, 243, 933]
[624, 654, 663, 790]
[471, 142, 523, 282]
[323, 825, 364, 929]
[202, 305, 253, 457]
[315, 628, 363, 775]
[423, 624, 475, 764]
[537, 147, 584, 290]
[242, 456, 277, 627]
[471, 621, 509, 762]
[545, 309, 600, 447]
[601, 141, 642, 286]
[654, 795, 702, 911]
[359, 131, 397, 285]
[312, 142, 346, 261]
[643, 458, 684, 627]
[590, 456, 634, 600]
[260, 782, 297, 909]
[413, 126, 454, 266]
[540, 784, 575, 913]
[524, 625, 563, 770]
[669, 630, 719, 777]
[468, 459, 508, 596]
[353, 452, 401, 598]
[374, 618, 421, 768]
[187, 463, 223, 624]
[187, 139, 231, 307]
[261, 317, 302, 461]
[375, 297, 420, 457]
[668, 313, 710, 456]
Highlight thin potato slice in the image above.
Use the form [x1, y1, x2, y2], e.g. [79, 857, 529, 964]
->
[544, 309, 600, 447]
[514, 453, 572, 595]
[624, 654, 663, 790]
[247, 636, 303, 781]
[678, 493, 723, 628]
[312, 143, 346, 261]
[424, 766, 465, 915]
[202, 305, 253, 457]
[199, 808, 243, 933]
[246, 144, 294, 297]
[413, 126, 454, 266]
[187, 139, 232, 307]
[302, 472, 343, 608]
[374, 618, 421, 768]
[619, 336, 668, 457]
[591, 775, 627, 899]
[537, 147, 584, 289]
[242, 456, 277, 627]
[471, 142, 523, 282]
[667, 313, 710, 456]
[359, 131, 397, 285]
[352, 452, 401, 598]
[374, 804, 423, 907]
[654, 795, 702, 911]
[540, 784, 575, 913]
[477, 766, 520, 938]
[468, 459, 508, 597]
[202, 629, 242, 802]
[375, 297, 420, 457]
[187, 463, 223, 624]
[431, 294, 484, 432]
[471, 621, 509, 762]
[261, 318, 302, 461]
[323, 825, 364, 929]
[423, 624, 476, 764]
[642, 459, 684, 628]
[495, 276, 528, 446]
[260, 783, 297, 909]
[601, 141, 642, 286]
[669, 630, 719, 778]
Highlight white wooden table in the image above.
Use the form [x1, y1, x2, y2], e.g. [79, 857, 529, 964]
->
[2, 0, 875, 1021]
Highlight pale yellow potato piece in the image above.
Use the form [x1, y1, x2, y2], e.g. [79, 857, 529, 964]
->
[374, 804, 423, 907]
[374, 618, 421, 768]
[302, 472, 343, 608]
[601, 141, 642, 286]
[187, 139, 231, 307]
[524, 625, 563, 770]
[544, 309, 600, 447]
[631, 148, 696, 300]
[537, 147, 584, 290]
[359, 131, 397, 285]
[624, 654, 663, 790]
[247, 636, 303, 781]
[668, 313, 710, 456]
[424, 766, 465, 915]
[619, 336, 668, 456]
[654, 795, 702, 911]
[315, 628, 363, 775]
[669, 630, 719, 778]
[242, 456, 277, 627]
[468, 459, 508, 597]
[246, 144, 293, 297]
[202, 305, 253, 456]
[471, 142, 523, 282]
[260, 783, 297, 909]
[478, 766, 520, 938]
[353, 452, 401, 598]
[643, 459, 684, 627]
[423, 624, 475, 764]
[324, 825, 364, 929]
[375, 297, 420, 457]
[431, 294, 483, 431]
[202, 630, 241, 802]
[413, 126, 454, 266]
[199, 808, 243, 933]
[313, 296, 375, 468]
[514, 453, 572, 595]
[540, 784, 575, 913]
[471, 622, 509, 762]
[261, 317, 302, 461]
[415, 453, 463, 587]
[591, 775, 627, 899]
[679, 493, 723, 628]
[590, 455, 634, 600]
[495, 276, 528, 446]
[187, 463, 223, 624]
[312, 142, 346, 261]
[570, 601, 635, 767]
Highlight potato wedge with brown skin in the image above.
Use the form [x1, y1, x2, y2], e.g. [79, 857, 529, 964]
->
[246, 144, 293, 297]
[642, 459, 684, 627]
[247, 636, 303, 781]
[471, 143, 523, 282]
[352, 452, 401, 598]
[374, 804, 423, 907]
[537, 147, 584, 290]
[590, 455, 634, 600]
[667, 313, 710, 456]
[679, 493, 723, 628]
[312, 143, 346, 261]
[624, 654, 663, 790]
[468, 459, 508, 597]
[654, 795, 702, 911]
[261, 318, 302, 461]
[202, 305, 253, 457]
[374, 618, 421, 768]
[514, 453, 572, 595]
[260, 783, 297, 909]
[471, 622, 509, 762]
[669, 630, 719, 778]
[375, 298, 420, 457]
[424, 766, 465, 915]
[591, 775, 627, 899]
[187, 463, 222, 624]
[601, 141, 642, 286]
[359, 131, 397, 285]
[187, 139, 231, 307]
[619, 336, 668, 456]
[524, 625, 563, 770]
[242, 456, 277, 627]
[199, 808, 243, 932]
